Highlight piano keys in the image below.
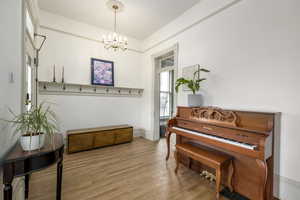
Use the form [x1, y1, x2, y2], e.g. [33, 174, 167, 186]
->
[172, 127, 257, 150]
[165, 106, 280, 200]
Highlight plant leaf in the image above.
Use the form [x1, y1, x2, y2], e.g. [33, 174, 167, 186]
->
[200, 68, 210, 72]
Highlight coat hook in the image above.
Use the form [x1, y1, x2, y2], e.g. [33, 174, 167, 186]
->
[43, 84, 47, 90]
[118, 90, 121, 94]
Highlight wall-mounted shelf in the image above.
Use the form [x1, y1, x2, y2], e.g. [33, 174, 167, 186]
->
[38, 81, 144, 97]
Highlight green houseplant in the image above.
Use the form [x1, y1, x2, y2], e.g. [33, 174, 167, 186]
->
[3, 103, 58, 151]
[175, 66, 210, 106]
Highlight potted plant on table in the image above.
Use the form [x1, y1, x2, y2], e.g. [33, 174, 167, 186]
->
[3, 103, 58, 151]
[175, 66, 210, 107]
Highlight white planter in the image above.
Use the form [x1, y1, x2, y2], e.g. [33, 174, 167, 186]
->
[188, 94, 203, 107]
[20, 134, 45, 151]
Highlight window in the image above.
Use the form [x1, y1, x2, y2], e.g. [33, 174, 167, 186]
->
[161, 55, 174, 69]
[160, 70, 174, 118]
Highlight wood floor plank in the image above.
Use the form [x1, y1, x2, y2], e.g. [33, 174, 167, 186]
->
[29, 138, 228, 200]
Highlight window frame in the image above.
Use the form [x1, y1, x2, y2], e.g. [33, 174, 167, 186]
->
[159, 64, 174, 119]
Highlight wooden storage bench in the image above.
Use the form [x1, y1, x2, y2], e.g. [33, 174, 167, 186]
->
[67, 125, 133, 154]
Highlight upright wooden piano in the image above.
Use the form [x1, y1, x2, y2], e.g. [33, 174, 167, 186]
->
[166, 106, 280, 200]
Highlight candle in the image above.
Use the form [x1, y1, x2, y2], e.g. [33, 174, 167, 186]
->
[53, 65, 56, 82]
[62, 66, 64, 83]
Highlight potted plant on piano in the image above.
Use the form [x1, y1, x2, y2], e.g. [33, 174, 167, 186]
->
[2, 102, 58, 151]
[175, 66, 210, 107]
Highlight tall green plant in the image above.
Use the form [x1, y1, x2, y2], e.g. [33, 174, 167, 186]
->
[3, 103, 58, 139]
[175, 66, 210, 94]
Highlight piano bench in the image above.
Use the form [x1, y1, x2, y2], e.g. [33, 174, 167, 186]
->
[175, 143, 234, 200]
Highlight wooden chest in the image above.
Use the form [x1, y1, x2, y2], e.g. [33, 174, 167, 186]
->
[67, 125, 133, 154]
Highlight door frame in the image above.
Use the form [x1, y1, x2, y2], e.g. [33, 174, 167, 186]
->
[151, 43, 179, 141]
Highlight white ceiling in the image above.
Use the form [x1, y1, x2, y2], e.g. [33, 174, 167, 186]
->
[38, 0, 201, 40]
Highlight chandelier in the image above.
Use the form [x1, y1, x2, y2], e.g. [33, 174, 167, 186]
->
[102, 0, 128, 51]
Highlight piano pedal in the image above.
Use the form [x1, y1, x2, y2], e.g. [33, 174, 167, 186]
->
[208, 175, 215, 183]
[200, 170, 206, 177]
[200, 171, 216, 182]
[200, 170, 209, 178]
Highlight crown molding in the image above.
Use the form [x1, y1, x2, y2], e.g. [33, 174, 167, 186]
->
[40, 25, 143, 54]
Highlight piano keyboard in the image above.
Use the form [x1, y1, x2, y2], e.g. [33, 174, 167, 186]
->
[173, 127, 257, 150]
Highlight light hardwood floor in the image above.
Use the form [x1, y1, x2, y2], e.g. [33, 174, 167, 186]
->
[30, 138, 228, 200]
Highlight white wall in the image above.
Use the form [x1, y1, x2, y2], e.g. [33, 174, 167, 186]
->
[0, 0, 23, 160]
[141, 0, 300, 199]
[38, 11, 144, 135]
[35, 1, 300, 199]
[0, 0, 25, 199]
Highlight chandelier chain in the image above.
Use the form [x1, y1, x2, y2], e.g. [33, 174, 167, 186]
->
[114, 7, 117, 33]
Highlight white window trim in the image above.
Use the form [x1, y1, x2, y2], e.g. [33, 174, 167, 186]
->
[151, 43, 179, 141]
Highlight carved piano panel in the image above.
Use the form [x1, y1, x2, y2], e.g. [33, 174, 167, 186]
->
[177, 106, 274, 134]
[190, 107, 238, 127]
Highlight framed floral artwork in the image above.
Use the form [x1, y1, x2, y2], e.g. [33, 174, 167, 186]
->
[91, 58, 114, 86]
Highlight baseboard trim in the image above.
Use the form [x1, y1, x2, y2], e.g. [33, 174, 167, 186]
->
[133, 128, 146, 138]
[274, 174, 300, 200]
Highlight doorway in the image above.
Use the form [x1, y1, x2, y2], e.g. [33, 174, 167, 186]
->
[24, 3, 37, 111]
[152, 44, 178, 141]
